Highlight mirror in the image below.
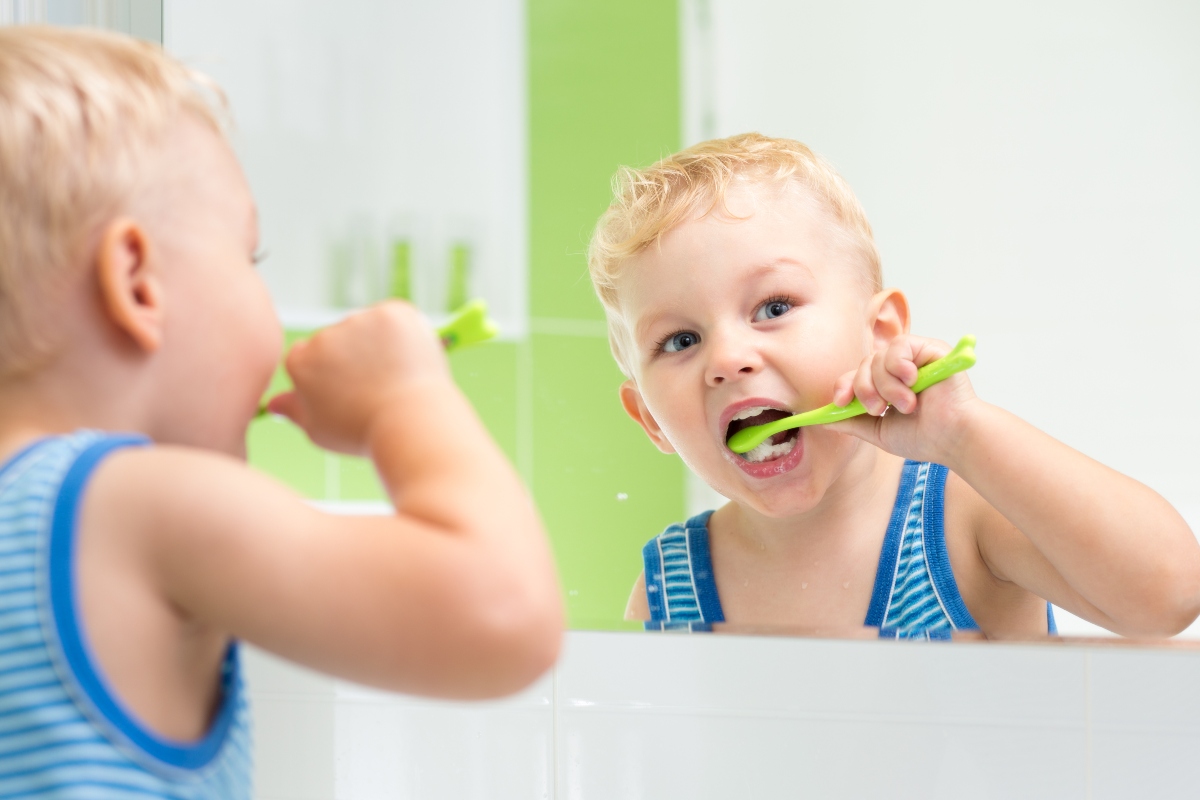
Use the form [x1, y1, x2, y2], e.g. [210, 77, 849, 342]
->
[161, 1, 1199, 642]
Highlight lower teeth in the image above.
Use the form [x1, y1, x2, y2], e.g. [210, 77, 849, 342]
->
[742, 436, 796, 463]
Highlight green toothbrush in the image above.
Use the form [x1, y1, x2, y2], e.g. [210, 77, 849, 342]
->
[726, 335, 977, 454]
[436, 298, 499, 351]
[255, 300, 499, 418]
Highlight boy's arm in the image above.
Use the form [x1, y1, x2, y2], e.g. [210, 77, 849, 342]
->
[626, 572, 650, 621]
[946, 404, 1200, 636]
[91, 303, 562, 698]
[832, 335, 1200, 637]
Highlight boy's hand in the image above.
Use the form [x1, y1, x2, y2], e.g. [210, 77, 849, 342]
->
[267, 301, 451, 456]
[826, 334, 981, 466]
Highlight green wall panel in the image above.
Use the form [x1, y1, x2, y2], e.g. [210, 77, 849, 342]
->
[448, 341, 519, 467]
[529, 0, 684, 629]
[528, 0, 681, 322]
[531, 333, 684, 630]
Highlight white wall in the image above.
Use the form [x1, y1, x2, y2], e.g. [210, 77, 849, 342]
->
[680, 0, 1200, 515]
[163, 0, 527, 335]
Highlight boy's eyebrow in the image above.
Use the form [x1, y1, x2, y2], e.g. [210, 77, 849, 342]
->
[632, 257, 815, 344]
[633, 309, 670, 346]
[753, 257, 816, 281]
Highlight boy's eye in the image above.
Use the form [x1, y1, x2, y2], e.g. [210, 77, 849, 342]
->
[754, 299, 792, 321]
[661, 331, 700, 353]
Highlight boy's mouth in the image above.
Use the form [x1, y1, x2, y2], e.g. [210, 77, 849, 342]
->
[725, 406, 800, 463]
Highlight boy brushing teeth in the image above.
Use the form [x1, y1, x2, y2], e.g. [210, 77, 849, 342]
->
[589, 133, 1200, 638]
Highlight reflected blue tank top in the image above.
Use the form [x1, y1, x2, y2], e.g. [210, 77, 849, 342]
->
[643, 460, 1056, 639]
[0, 431, 252, 798]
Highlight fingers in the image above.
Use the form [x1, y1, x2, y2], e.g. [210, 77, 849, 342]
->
[832, 370, 856, 407]
[266, 391, 302, 425]
[872, 347, 917, 414]
[843, 336, 951, 417]
[281, 338, 311, 381]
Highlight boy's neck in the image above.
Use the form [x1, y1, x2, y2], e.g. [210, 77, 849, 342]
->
[714, 444, 906, 558]
[0, 357, 155, 462]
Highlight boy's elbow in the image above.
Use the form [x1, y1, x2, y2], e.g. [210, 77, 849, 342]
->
[457, 574, 565, 698]
[1120, 560, 1200, 638]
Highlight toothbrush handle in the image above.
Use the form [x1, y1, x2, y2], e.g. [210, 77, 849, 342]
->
[909, 335, 977, 394]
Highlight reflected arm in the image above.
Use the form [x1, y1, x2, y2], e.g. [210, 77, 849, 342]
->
[948, 402, 1200, 637]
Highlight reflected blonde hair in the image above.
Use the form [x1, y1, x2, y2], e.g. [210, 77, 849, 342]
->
[588, 133, 881, 375]
[0, 26, 227, 377]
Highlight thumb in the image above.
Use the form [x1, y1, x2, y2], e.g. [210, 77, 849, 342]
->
[825, 415, 884, 447]
[266, 390, 303, 426]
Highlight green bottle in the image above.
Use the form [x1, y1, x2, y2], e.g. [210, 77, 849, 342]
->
[389, 240, 412, 300]
[446, 241, 470, 313]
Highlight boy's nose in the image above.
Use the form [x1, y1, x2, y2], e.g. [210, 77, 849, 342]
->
[704, 335, 763, 387]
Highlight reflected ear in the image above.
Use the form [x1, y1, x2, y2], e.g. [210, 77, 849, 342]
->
[95, 218, 164, 353]
[866, 288, 910, 351]
[618, 380, 676, 454]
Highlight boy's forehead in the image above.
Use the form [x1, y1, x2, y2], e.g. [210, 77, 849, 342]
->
[624, 189, 833, 282]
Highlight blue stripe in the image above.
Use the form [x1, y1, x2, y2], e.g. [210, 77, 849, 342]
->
[920, 463, 978, 630]
[685, 513, 723, 623]
[0, 440, 52, 490]
[0, 778, 191, 800]
[865, 461, 918, 627]
[0, 732, 107, 763]
[642, 535, 667, 625]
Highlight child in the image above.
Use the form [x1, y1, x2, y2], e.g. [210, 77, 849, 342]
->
[589, 133, 1200, 639]
[0, 27, 562, 797]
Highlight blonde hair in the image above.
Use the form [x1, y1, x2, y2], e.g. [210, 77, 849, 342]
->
[0, 26, 227, 377]
[588, 133, 881, 375]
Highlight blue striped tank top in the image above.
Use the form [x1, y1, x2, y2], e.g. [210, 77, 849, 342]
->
[0, 431, 252, 798]
[643, 460, 1056, 639]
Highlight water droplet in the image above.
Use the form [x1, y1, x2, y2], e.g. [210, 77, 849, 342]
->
[616, 492, 628, 501]
[801, 582, 808, 589]
[842, 581, 850, 589]
[568, 590, 579, 596]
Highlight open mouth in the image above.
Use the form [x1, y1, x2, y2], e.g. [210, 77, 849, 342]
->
[725, 406, 800, 463]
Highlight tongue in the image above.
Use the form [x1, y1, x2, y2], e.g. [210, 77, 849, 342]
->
[767, 429, 795, 446]
[727, 408, 792, 440]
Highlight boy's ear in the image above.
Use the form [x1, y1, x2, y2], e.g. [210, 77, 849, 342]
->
[619, 380, 676, 454]
[866, 288, 910, 351]
[95, 218, 164, 353]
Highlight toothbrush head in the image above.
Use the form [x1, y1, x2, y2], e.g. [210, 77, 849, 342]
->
[438, 299, 499, 352]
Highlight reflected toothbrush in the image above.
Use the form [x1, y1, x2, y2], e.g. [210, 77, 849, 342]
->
[726, 335, 977, 454]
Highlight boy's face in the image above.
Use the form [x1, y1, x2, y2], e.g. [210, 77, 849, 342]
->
[616, 183, 892, 518]
[138, 119, 283, 458]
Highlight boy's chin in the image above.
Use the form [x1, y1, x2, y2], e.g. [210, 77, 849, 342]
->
[733, 485, 828, 519]
[697, 468, 827, 519]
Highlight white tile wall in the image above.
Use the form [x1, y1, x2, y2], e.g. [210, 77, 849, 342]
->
[245, 633, 1200, 800]
[243, 648, 337, 800]
[331, 679, 553, 800]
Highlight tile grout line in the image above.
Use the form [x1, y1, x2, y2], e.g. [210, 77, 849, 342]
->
[1084, 649, 1093, 800]
[552, 660, 561, 800]
[517, 335, 534, 486]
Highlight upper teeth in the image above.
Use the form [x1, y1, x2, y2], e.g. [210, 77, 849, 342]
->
[731, 405, 784, 422]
